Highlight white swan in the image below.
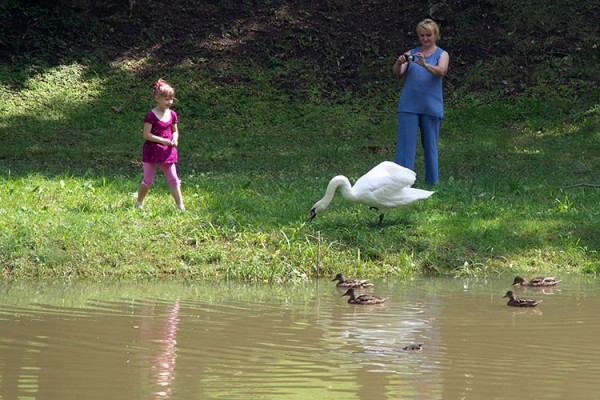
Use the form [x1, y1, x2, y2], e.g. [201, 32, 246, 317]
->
[308, 161, 434, 225]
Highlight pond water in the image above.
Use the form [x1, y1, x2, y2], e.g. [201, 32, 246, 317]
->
[0, 276, 599, 399]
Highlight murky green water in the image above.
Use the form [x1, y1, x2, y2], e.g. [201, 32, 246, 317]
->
[0, 276, 599, 399]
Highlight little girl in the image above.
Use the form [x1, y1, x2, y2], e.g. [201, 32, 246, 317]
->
[136, 78, 185, 211]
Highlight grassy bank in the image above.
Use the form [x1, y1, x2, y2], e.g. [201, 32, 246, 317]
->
[1, 61, 598, 281]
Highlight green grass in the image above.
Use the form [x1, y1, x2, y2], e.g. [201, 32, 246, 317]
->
[0, 61, 598, 281]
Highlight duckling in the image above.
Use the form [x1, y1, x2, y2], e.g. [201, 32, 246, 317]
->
[401, 344, 423, 351]
[332, 273, 373, 289]
[512, 276, 560, 287]
[503, 290, 541, 307]
[341, 288, 387, 305]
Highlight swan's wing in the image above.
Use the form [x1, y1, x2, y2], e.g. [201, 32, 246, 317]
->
[360, 186, 433, 209]
[383, 188, 434, 207]
[354, 162, 416, 191]
[352, 162, 419, 206]
[361, 161, 416, 187]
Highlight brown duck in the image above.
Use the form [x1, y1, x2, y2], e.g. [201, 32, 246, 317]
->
[512, 276, 560, 287]
[332, 273, 373, 289]
[503, 290, 542, 307]
[342, 288, 387, 305]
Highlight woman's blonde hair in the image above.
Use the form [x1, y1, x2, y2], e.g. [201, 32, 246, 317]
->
[151, 78, 175, 98]
[416, 18, 440, 37]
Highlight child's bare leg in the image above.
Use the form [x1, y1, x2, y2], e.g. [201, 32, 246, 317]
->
[136, 183, 150, 208]
[170, 185, 185, 211]
[162, 163, 184, 211]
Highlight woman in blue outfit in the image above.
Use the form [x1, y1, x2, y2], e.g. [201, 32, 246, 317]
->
[392, 18, 449, 185]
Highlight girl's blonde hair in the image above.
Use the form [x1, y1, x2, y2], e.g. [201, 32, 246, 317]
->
[151, 78, 175, 98]
[416, 18, 440, 37]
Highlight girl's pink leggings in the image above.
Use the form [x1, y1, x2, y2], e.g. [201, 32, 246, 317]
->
[141, 162, 181, 188]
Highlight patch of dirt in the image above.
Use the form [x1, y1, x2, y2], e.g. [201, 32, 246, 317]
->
[2, 0, 595, 95]
[92, 0, 502, 91]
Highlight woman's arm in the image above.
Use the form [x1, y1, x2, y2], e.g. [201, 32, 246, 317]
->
[417, 51, 449, 77]
[392, 54, 410, 78]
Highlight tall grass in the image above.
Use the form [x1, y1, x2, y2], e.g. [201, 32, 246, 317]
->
[0, 61, 598, 281]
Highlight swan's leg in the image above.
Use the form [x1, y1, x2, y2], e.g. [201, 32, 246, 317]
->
[378, 213, 385, 226]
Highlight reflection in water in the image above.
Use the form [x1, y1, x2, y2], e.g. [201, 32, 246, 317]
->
[140, 300, 180, 399]
[520, 285, 560, 296]
[0, 278, 599, 399]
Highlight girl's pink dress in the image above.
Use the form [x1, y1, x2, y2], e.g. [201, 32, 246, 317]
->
[142, 110, 179, 164]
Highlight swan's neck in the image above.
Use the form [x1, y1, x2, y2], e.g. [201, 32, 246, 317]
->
[315, 176, 355, 210]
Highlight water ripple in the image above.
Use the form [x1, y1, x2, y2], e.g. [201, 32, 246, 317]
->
[0, 277, 599, 399]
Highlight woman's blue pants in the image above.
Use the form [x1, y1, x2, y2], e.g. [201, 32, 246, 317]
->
[395, 111, 441, 185]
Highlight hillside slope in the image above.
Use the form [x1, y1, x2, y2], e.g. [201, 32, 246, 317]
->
[1, 0, 598, 99]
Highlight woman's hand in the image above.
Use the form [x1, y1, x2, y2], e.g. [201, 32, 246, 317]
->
[416, 51, 450, 77]
[414, 52, 426, 66]
[397, 53, 409, 64]
[392, 53, 410, 77]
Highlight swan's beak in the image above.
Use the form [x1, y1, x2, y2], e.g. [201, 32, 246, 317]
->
[307, 208, 317, 222]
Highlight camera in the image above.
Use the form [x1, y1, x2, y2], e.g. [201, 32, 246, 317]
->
[407, 55, 416, 62]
